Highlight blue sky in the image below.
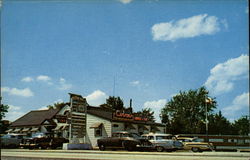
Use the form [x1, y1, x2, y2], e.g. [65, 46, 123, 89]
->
[1, 0, 249, 122]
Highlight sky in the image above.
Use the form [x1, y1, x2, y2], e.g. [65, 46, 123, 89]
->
[1, 0, 249, 122]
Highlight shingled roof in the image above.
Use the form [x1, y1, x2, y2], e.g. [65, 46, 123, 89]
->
[10, 108, 60, 127]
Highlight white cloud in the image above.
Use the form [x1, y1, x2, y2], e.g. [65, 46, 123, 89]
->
[1, 87, 34, 97]
[130, 80, 140, 86]
[222, 92, 249, 121]
[86, 90, 108, 106]
[205, 54, 249, 95]
[151, 14, 221, 41]
[4, 105, 25, 122]
[246, 6, 249, 14]
[21, 77, 34, 82]
[143, 99, 167, 122]
[118, 0, 133, 4]
[37, 75, 51, 82]
[58, 78, 72, 90]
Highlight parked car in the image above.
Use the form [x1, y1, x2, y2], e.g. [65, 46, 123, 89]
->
[0, 133, 26, 148]
[97, 131, 152, 151]
[20, 132, 69, 149]
[142, 133, 183, 152]
[177, 137, 214, 152]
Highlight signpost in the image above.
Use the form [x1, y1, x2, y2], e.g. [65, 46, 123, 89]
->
[69, 93, 87, 144]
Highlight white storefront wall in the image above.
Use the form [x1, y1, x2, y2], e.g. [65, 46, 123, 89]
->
[86, 114, 112, 147]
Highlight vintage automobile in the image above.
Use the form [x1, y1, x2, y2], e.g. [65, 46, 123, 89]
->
[20, 132, 68, 149]
[142, 133, 183, 152]
[0, 133, 26, 148]
[177, 137, 214, 152]
[97, 131, 152, 151]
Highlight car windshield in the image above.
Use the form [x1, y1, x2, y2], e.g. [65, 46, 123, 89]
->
[156, 136, 173, 140]
[32, 133, 45, 138]
[130, 133, 140, 139]
[192, 138, 202, 142]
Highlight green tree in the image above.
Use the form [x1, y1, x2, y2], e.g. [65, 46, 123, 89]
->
[0, 104, 9, 134]
[100, 96, 124, 111]
[161, 87, 216, 134]
[47, 102, 67, 110]
[0, 104, 9, 121]
[134, 108, 155, 122]
[208, 111, 232, 135]
[232, 116, 250, 135]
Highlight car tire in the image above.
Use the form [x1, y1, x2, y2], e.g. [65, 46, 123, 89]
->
[156, 146, 164, 152]
[99, 144, 105, 151]
[191, 147, 201, 152]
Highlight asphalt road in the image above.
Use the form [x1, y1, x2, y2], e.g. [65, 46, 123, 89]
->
[1, 149, 250, 160]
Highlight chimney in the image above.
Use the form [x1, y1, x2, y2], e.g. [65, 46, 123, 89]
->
[130, 99, 132, 108]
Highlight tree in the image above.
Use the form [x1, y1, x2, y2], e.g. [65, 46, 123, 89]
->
[134, 108, 155, 122]
[0, 104, 9, 121]
[208, 111, 232, 135]
[232, 116, 250, 135]
[47, 102, 67, 110]
[100, 96, 124, 111]
[0, 104, 9, 134]
[161, 87, 216, 134]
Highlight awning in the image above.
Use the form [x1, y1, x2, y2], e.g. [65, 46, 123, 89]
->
[53, 124, 69, 131]
[125, 123, 136, 130]
[139, 125, 149, 131]
[6, 128, 13, 132]
[30, 127, 39, 132]
[13, 128, 21, 132]
[90, 123, 103, 128]
[22, 128, 31, 132]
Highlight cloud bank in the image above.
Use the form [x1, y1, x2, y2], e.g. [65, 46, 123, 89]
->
[1, 87, 34, 97]
[152, 14, 221, 41]
[143, 99, 167, 122]
[222, 92, 249, 121]
[205, 54, 249, 95]
[86, 90, 108, 106]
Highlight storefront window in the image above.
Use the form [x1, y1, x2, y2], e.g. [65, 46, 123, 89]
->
[95, 127, 102, 137]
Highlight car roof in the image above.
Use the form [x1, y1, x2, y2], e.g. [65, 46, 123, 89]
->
[113, 131, 130, 134]
[142, 133, 173, 136]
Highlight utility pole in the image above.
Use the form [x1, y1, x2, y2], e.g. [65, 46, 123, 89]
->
[205, 97, 212, 142]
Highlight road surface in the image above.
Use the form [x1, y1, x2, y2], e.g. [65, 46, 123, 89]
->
[1, 149, 249, 160]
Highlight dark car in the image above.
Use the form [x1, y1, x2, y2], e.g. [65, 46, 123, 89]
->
[20, 132, 68, 149]
[97, 131, 152, 151]
[1, 133, 26, 148]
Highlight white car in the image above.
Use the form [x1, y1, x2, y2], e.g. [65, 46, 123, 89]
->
[142, 133, 183, 152]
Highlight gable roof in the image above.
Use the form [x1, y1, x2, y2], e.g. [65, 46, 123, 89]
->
[10, 108, 60, 127]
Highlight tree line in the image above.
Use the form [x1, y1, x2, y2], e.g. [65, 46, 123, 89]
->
[1, 87, 249, 135]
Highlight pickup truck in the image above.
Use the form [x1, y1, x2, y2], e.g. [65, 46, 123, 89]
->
[97, 131, 152, 151]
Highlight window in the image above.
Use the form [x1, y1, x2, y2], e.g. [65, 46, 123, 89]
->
[113, 124, 119, 127]
[95, 127, 102, 137]
[148, 136, 154, 140]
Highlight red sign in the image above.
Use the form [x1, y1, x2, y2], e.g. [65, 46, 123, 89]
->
[113, 111, 148, 122]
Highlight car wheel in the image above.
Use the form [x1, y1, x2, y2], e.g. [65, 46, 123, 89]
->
[156, 146, 164, 152]
[191, 147, 200, 152]
[99, 144, 105, 151]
